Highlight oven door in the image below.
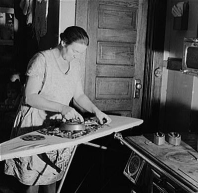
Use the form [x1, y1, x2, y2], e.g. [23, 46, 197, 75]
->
[152, 169, 183, 193]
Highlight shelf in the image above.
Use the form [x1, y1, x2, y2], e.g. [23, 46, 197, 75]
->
[0, 7, 14, 14]
[0, 7, 14, 45]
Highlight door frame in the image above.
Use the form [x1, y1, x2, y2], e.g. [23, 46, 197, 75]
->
[141, 0, 167, 132]
[75, 0, 168, 132]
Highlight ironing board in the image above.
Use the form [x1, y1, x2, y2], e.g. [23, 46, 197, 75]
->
[0, 115, 143, 192]
[0, 115, 143, 161]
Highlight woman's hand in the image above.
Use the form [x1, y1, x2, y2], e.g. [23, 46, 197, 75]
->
[60, 105, 84, 122]
[94, 109, 112, 125]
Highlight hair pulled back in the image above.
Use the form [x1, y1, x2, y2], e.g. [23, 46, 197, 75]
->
[60, 26, 89, 46]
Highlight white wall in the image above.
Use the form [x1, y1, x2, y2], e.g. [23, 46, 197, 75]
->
[59, 0, 86, 87]
[164, 0, 198, 60]
[160, 0, 198, 132]
[59, 0, 76, 39]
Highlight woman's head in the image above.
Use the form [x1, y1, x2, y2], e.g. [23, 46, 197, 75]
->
[60, 26, 89, 46]
[60, 26, 89, 62]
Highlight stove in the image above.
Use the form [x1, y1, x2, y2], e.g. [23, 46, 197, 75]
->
[115, 133, 198, 193]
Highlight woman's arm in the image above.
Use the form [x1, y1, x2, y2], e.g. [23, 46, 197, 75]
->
[25, 75, 84, 121]
[25, 75, 62, 112]
[74, 81, 111, 124]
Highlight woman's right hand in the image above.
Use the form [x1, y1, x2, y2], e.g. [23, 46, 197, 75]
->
[60, 105, 84, 122]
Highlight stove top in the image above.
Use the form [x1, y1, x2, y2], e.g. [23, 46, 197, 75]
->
[125, 134, 198, 188]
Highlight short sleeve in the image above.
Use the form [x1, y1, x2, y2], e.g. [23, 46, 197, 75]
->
[26, 52, 46, 80]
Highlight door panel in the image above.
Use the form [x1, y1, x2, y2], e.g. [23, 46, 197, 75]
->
[98, 29, 137, 42]
[97, 42, 134, 65]
[96, 65, 135, 77]
[96, 77, 132, 99]
[76, 0, 148, 117]
[98, 3, 137, 29]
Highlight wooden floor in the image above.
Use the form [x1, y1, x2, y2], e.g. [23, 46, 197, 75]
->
[0, 129, 197, 193]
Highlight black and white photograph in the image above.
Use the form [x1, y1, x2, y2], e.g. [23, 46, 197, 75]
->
[0, 0, 198, 193]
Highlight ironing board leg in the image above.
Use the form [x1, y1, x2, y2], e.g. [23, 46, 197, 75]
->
[57, 145, 78, 193]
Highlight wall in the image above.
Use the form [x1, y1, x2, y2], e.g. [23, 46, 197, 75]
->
[59, 0, 76, 35]
[160, 0, 198, 132]
[164, 0, 198, 59]
[59, 0, 87, 88]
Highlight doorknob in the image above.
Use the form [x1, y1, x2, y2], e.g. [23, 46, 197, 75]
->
[154, 67, 162, 77]
[134, 79, 142, 99]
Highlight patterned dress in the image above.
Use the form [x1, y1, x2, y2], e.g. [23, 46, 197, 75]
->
[5, 48, 82, 185]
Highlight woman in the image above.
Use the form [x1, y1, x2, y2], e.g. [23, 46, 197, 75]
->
[5, 26, 111, 193]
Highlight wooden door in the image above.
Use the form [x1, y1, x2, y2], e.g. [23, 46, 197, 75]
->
[76, 0, 148, 118]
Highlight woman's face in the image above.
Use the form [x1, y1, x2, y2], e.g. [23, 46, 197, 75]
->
[61, 42, 87, 62]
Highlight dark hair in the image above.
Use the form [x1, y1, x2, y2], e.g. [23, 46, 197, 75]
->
[60, 26, 89, 46]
